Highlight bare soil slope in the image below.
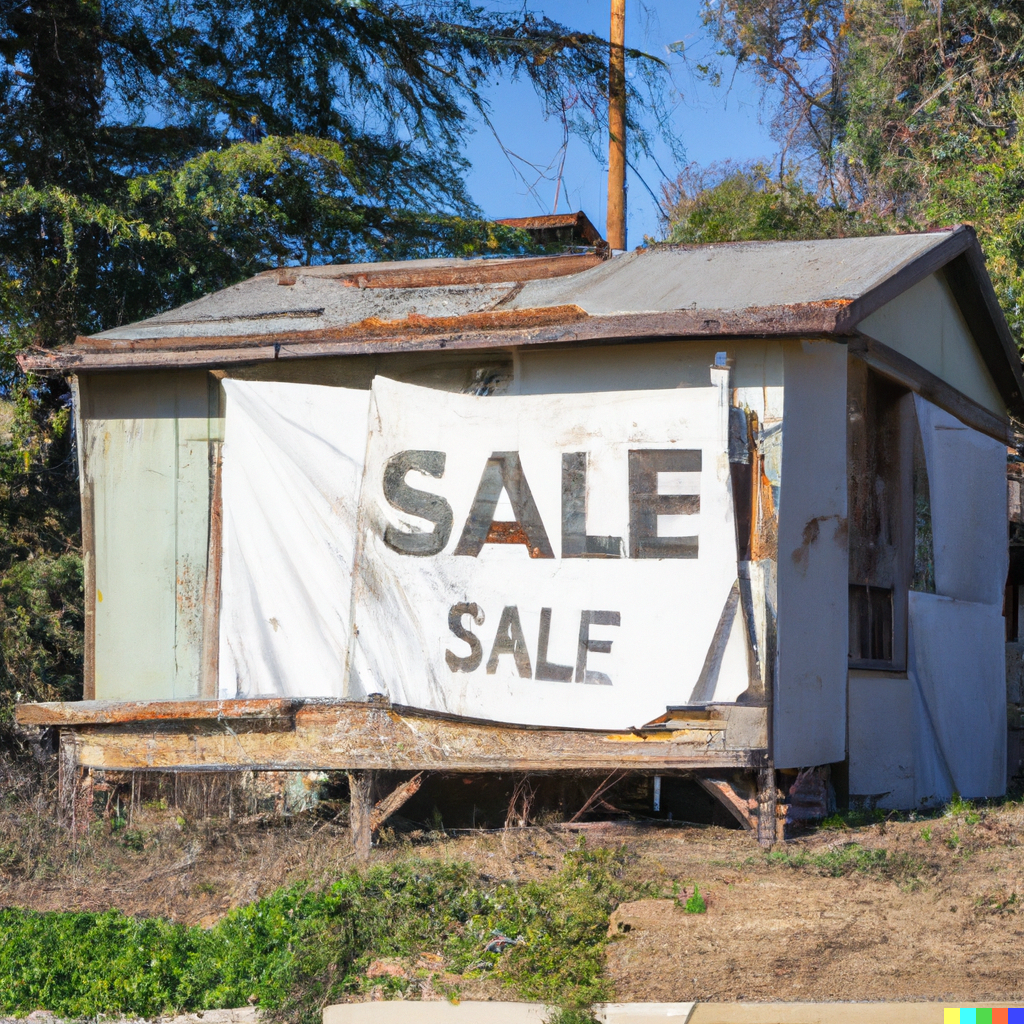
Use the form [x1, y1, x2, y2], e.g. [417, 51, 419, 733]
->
[2, 798, 1023, 1005]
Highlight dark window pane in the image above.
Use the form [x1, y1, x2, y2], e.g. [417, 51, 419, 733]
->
[849, 584, 893, 663]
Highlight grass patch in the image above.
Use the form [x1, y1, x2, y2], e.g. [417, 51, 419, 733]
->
[765, 842, 927, 882]
[0, 838, 642, 1022]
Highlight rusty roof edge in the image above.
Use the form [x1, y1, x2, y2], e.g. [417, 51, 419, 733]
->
[18, 302, 851, 374]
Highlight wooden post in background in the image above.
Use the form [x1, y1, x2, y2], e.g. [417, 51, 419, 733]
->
[348, 770, 376, 863]
[607, 0, 627, 251]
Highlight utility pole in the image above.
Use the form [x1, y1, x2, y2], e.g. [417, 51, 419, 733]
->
[607, 0, 627, 251]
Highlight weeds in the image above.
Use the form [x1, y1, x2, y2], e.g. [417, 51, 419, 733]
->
[0, 838, 640, 1023]
[684, 886, 707, 914]
[944, 793, 982, 825]
[765, 842, 926, 882]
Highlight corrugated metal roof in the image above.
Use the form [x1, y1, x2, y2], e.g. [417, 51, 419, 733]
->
[17, 226, 1024, 418]
[89, 231, 951, 344]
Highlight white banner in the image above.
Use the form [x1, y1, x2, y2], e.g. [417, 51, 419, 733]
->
[348, 377, 744, 728]
[218, 380, 370, 698]
[219, 376, 749, 727]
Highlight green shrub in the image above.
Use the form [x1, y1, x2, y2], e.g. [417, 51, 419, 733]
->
[0, 841, 638, 1022]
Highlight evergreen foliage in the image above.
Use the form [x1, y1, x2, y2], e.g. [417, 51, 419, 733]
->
[0, 0, 673, 724]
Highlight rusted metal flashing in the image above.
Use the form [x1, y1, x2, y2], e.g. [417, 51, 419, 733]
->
[18, 302, 853, 374]
[71, 305, 591, 353]
[270, 251, 606, 289]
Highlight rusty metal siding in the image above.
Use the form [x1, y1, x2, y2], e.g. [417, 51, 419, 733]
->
[859, 272, 1004, 417]
[79, 371, 215, 700]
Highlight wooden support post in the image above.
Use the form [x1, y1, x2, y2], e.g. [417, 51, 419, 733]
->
[347, 770, 376, 863]
[81, 481, 96, 700]
[200, 441, 224, 699]
[607, 0, 626, 250]
[756, 766, 777, 848]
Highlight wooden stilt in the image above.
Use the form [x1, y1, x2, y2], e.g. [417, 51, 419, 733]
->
[347, 769, 376, 863]
[756, 766, 777, 848]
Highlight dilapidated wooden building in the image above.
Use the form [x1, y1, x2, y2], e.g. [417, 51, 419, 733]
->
[16, 225, 1022, 844]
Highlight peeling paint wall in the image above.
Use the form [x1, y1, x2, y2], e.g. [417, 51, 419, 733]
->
[80, 371, 216, 700]
[774, 339, 849, 768]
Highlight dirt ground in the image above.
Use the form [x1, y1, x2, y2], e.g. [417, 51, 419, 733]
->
[3, 792, 1024, 1005]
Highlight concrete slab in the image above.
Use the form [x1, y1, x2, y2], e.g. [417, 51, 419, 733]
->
[323, 1003, 1011, 1024]
[323, 1004, 697, 1024]
[688, 1004, 991, 1023]
[323, 1003, 548, 1024]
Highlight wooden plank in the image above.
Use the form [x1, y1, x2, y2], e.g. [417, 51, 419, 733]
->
[849, 332, 1011, 442]
[81, 480, 96, 701]
[199, 442, 223, 699]
[756, 766, 777, 848]
[347, 770, 375, 863]
[16, 698, 301, 725]
[33, 699, 768, 772]
[695, 775, 756, 830]
[370, 772, 424, 831]
[281, 251, 607, 289]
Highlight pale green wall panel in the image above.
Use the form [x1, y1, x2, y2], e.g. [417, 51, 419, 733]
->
[80, 371, 213, 701]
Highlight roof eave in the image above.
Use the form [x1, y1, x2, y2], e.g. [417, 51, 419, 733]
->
[844, 224, 1024, 418]
[17, 302, 854, 374]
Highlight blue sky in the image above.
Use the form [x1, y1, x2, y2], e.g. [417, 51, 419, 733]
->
[465, 0, 776, 244]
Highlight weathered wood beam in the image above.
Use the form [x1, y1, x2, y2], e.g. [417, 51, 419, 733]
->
[695, 774, 757, 830]
[850, 332, 1011, 443]
[20, 699, 768, 773]
[18, 307, 848, 374]
[370, 772, 424, 832]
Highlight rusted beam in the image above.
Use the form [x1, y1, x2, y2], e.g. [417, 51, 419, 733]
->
[21, 698, 768, 772]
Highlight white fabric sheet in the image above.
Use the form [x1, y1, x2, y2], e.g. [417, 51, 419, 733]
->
[218, 380, 370, 698]
[905, 396, 1008, 803]
[914, 394, 1007, 605]
[348, 377, 743, 728]
[909, 591, 1006, 801]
